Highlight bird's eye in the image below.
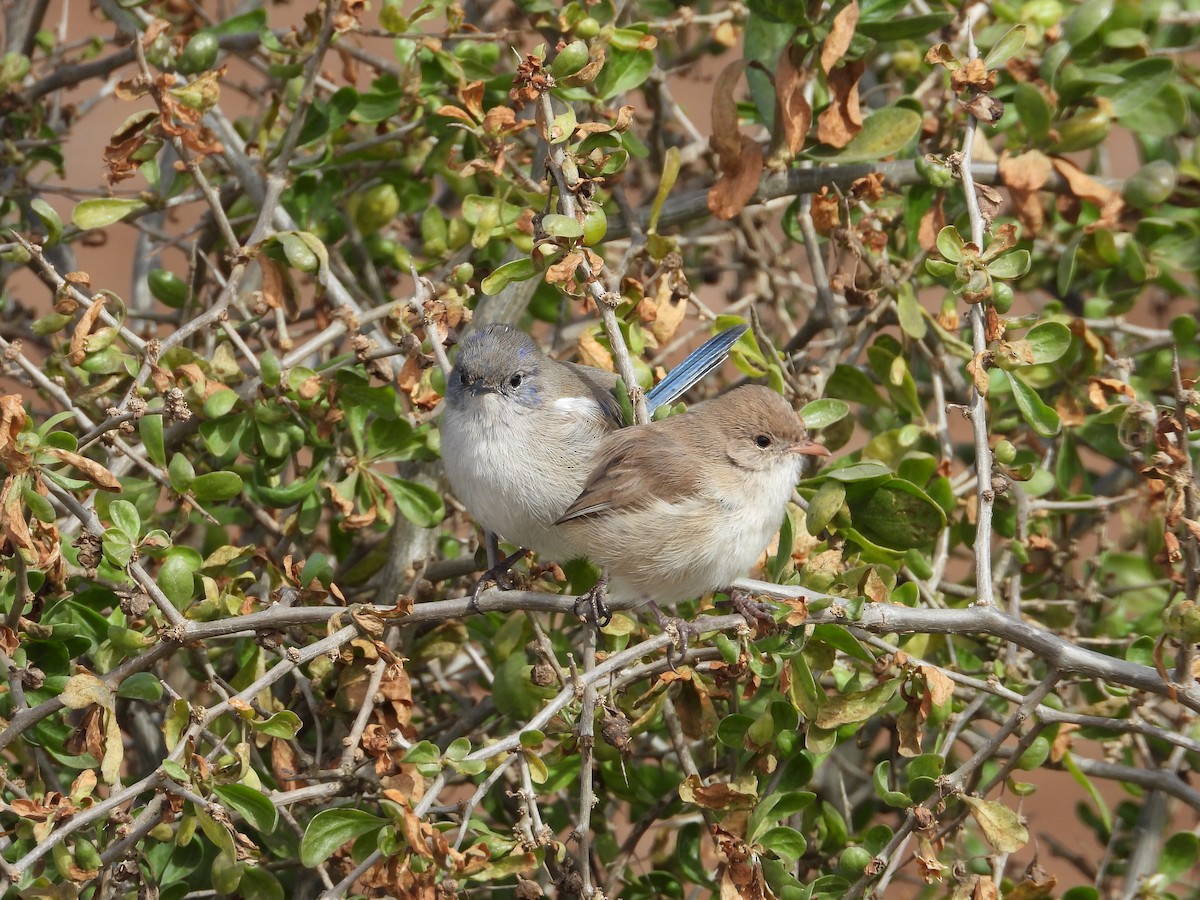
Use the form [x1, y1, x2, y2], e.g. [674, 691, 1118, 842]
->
[509, 373, 523, 389]
[755, 434, 771, 448]
[458, 369, 468, 386]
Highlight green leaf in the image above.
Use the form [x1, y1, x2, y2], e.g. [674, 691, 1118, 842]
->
[162, 759, 190, 783]
[540, 213, 583, 238]
[746, 0, 811, 24]
[824, 461, 892, 482]
[1062, 750, 1112, 833]
[251, 710, 302, 739]
[811, 624, 874, 662]
[190, 471, 244, 501]
[0, 51, 31, 88]
[236, 866, 283, 900]
[798, 399, 850, 431]
[744, 12, 797, 123]
[814, 679, 898, 729]
[299, 808, 388, 867]
[207, 8, 267, 35]
[384, 477, 445, 527]
[158, 547, 202, 607]
[204, 389, 240, 419]
[925, 259, 955, 279]
[1120, 82, 1187, 138]
[872, 761, 912, 808]
[108, 499, 141, 539]
[22, 485, 55, 523]
[117, 672, 164, 702]
[960, 795, 1029, 853]
[400, 740, 440, 764]
[1063, 0, 1113, 45]
[140, 414, 166, 468]
[1014, 83, 1052, 142]
[72, 198, 144, 230]
[805, 479, 846, 536]
[445, 737, 471, 761]
[593, 47, 654, 100]
[1005, 371, 1061, 437]
[896, 283, 926, 339]
[818, 107, 921, 163]
[852, 478, 946, 550]
[758, 826, 807, 862]
[825, 364, 883, 406]
[907, 753, 945, 780]
[213, 783, 279, 834]
[1098, 58, 1174, 120]
[717, 714, 754, 748]
[983, 25, 1026, 69]
[857, 12, 954, 40]
[935, 225, 965, 262]
[30, 198, 63, 246]
[648, 147, 681, 234]
[1160, 832, 1200, 881]
[986, 249, 1030, 280]
[1024, 321, 1071, 364]
[481, 258, 537, 296]
[273, 231, 321, 274]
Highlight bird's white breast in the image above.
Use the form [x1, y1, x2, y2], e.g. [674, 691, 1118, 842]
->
[441, 393, 611, 560]
[568, 455, 802, 606]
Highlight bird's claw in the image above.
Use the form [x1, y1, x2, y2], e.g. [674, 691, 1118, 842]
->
[572, 575, 612, 628]
[649, 602, 700, 671]
[726, 589, 778, 634]
[467, 548, 530, 614]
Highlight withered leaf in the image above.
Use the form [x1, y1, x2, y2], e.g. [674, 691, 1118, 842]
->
[708, 135, 764, 220]
[45, 447, 122, 492]
[775, 45, 813, 159]
[816, 60, 865, 148]
[820, 1, 860, 75]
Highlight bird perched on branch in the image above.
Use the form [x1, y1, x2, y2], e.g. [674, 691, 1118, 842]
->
[440, 323, 748, 575]
[555, 384, 829, 621]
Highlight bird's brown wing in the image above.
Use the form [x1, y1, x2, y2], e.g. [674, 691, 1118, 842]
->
[555, 421, 706, 522]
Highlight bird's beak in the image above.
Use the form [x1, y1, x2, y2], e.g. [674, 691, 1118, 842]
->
[790, 438, 831, 457]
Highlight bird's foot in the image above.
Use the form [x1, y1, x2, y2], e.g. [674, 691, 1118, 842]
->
[572, 574, 612, 628]
[724, 589, 779, 635]
[649, 602, 701, 671]
[468, 548, 530, 614]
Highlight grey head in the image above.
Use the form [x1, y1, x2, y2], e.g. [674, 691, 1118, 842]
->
[446, 323, 548, 411]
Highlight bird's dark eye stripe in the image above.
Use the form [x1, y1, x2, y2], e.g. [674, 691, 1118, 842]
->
[755, 434, 771, 448]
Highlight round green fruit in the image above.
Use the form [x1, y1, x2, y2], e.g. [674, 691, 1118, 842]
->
[838, 847, 874, 878]
[148, 269, 188, 308]
[992, 281, 1014, 314]
[176, 31, 219, 74]
[581, 206, 608, 246]
[353, 183, 401, 234]
[550, 39, 590, 78]
[1123, 160, 1176, 209]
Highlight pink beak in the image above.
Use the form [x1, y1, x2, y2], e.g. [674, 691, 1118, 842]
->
[791, 439, 831, 457]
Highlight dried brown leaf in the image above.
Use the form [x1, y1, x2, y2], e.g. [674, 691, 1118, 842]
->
[68, 298, 107, 367]
[775, 46, 813, 159]
[0, 394, 29, 471]
[820, 1, 860, 75]
[707, 135, 764, 220]
[1050, 157, 1116, 207]
[45, 447, 122, 491]
[710, 60, 748, 163]
[816, 60, 865, 148]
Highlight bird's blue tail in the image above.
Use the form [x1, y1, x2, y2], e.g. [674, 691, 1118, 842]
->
[645, 324, 749, 412]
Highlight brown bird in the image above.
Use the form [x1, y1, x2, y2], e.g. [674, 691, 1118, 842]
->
[555, 385, 829, 614]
